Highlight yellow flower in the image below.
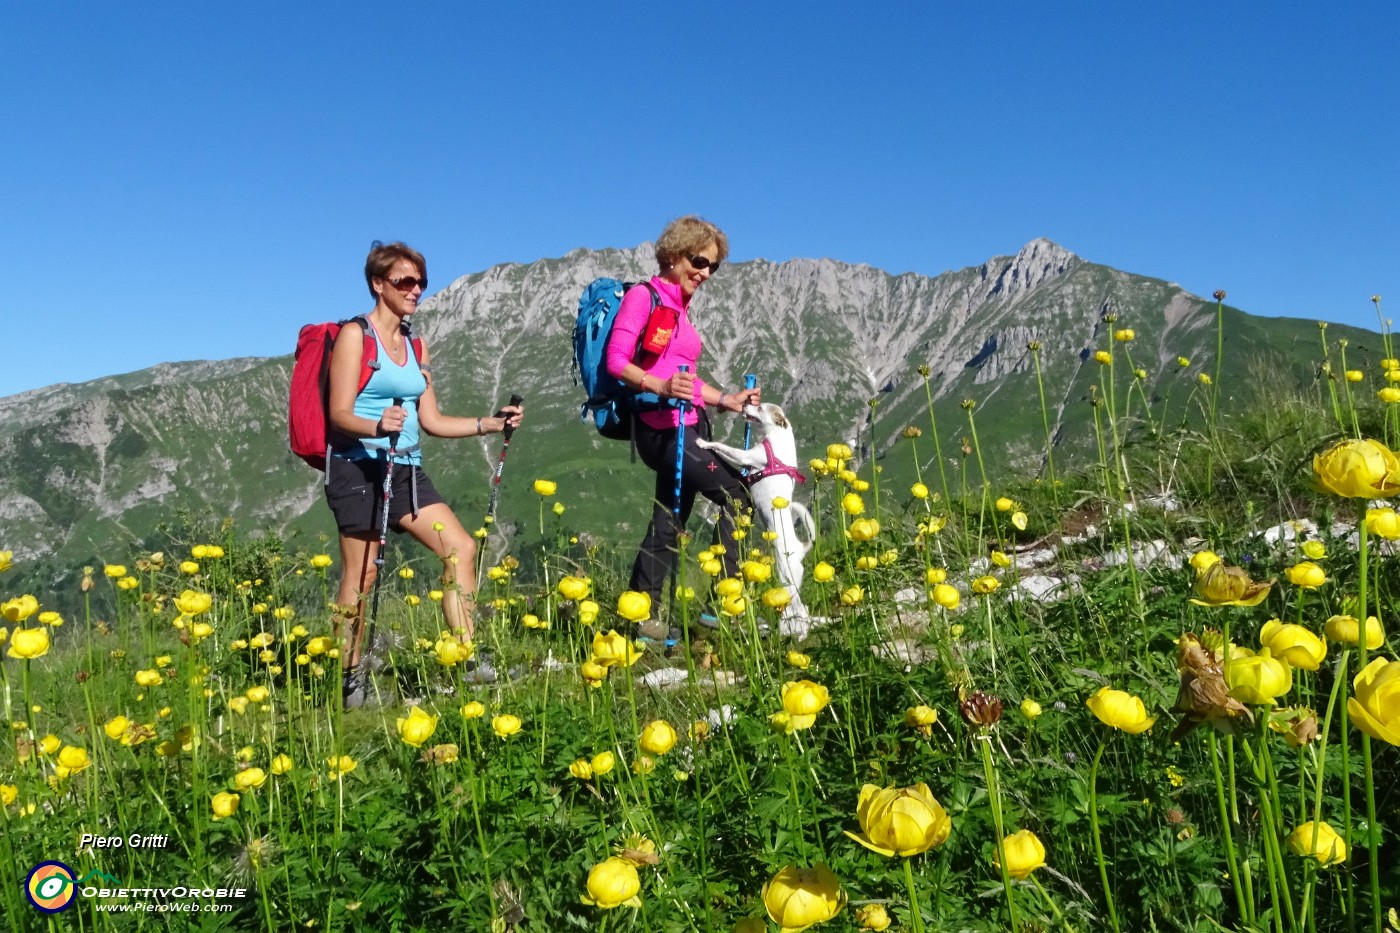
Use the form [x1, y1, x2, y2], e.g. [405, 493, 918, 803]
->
[1011, 511, 1028, 531]
[904, 705, 938, 737]
[845, 783, 952, 856]
[1312, 438, 1400, 498]
[781, 680, 830, 731]
[305, 636, 333, 656]
[104, 564, 128, 578]
[990, 550, 1011, 568]
[116, 576, 139, 591]
[590, 751, 616, 776]
[37, 611, 62, 627]
[492, 714, 522, 738]
[841, 493, 865, 516]
[434, 636, 473, 667]
[180, 560, 200, 575]
[700, 558, 723, 576]
[995, 496, 1014, 512]
[270, 754, 293, 774]
[40, 734, 61, 755]
[1198, 373, 1212, 385]
[326, 755, 358, 780]
[616, 591, 652, 623]
[639, 719, 677, 756]
[762, 864, 846, 932]
[971, 575, 1000, 595]
[310, 554, 333, 569]
[580, 659, 608, 687]
[1177, 356, 1191, 367]
[1, 595, 39, 623]
[210, 791, 240, 820]
[1087, 687, 1156, 734]
[852, 479, 870, 492]
[1225, 648, 1293, 705]
[931, 584, 961, 609]
[1094, 350, 1112, 364]
[786, 651, 811, 669]
[6, 627, 49, 659]
[1114, 328, 1135, 342]
[235, 767, 267, 791]
[839, 585, 864, 606]
[1284, 562, 1327, 588]
[172, 590, 212, 616]
[1287, 821, 1347, 866]
[228, 697, 249, 715]
[762, 587, 792, 610]
[1347, 657, 1400, 746]
[1379, 387, 1400, 404]
[1301, 540, 1327, 559]
[1189, 550, 1221, 573]
[244, 685, 270, 704]
[104, 715, 131, 740]
[1365, 508, 1400, 539]
[854, 903, 891, 931]
[0, 784, 16, 806]
[397, 706, 439, 748]
[557, 575, 591, 601]
[397, 567, 415, 580]
[1020, 698, 1043, 720]
[1190, 561, 1274, 607]
[134, 669, 163, 688]
[592, 629, 644, 668]
[910, 482, 929, 499]
[996, 829, 1047, 879]
[848, 518, 880, 542]
[580, 856, 641, 909]
[812, 561, 835, 583]
[631, 754, 656, 775]
[826, 443, 853, 461]
[57, 745, 91, 775]
[533, 479, 558, 496]
[459, 700, 486, 720]
[569, 758, 593, 780]
[742, 560, 772, 584]
[553, 501, 566, 515]
[1324, 614, 1385, 649]
[1259, 620, 1327, 671]
[1384, 357, 1400, 370]
[1344, 369, 1364, 382]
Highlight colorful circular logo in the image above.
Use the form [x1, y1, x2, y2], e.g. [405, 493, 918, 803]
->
[25, 861, 77, 913]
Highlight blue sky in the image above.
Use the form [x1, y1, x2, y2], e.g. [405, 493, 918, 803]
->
[3, 2, 1397, 398]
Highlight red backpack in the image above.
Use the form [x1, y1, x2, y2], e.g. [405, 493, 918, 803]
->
[288, 315, 424, 470]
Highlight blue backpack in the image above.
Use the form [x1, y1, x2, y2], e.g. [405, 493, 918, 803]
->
[573, 279, 661, 440]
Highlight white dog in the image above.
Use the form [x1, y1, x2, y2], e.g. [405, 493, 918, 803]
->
[697, 402, 818, 636]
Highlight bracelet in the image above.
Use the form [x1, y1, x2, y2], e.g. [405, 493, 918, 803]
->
[476, 417, 483, 436]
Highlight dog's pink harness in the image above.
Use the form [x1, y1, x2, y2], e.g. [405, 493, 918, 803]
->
[742, 438, 808, 487]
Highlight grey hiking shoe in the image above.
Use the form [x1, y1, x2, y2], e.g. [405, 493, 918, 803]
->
[341, 668, 366, 709]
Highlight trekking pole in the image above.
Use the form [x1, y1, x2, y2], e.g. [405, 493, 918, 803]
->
[486, 393, 525, 522]
[666, 367, 691, 647]
[740, 372, 757, 477]
[367, 397, 404, 650]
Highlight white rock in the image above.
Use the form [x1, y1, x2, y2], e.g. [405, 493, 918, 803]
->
[1008, 573, 1078, 603]
[637, 668, 690, 689]
[873, 638, 934, 667]
[893, 586, 924, 605]
[1260, 519, 1318, 546]
[1101, 539, 1181, 570]
[707, 705, 737, 728]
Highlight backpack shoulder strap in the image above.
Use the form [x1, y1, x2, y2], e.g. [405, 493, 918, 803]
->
[401, 320, 430, 375]
[632, 283, 662, 364]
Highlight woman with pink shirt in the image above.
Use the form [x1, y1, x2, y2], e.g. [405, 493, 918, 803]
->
[606, 215, 762, 629]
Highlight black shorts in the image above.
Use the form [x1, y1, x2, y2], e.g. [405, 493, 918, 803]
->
[324, 456, 445, 536]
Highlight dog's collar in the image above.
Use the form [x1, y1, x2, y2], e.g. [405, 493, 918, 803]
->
[743, 438, 807, 487]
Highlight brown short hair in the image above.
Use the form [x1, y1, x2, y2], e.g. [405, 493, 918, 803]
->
[655, 215, 729, 271]
[364, 241, 427, 298]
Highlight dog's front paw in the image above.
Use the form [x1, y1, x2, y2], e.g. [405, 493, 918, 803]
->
[694, 438, 714, 450]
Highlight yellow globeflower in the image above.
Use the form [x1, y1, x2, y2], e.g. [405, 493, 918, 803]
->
[995, 496, 1015, 512]
[781, 680, 830, 731]
[786, 650, 811, 670]
[590, 751, 616, 776]
[826, 443, 853, 461]
[971, 575, 1000, 595]
[1086, 687, 1156, 734]
[1011, 511, 1028, 531]
[557, 575, 591, 601]
[459, 700, 486, 720]
[310, 554, 333, 569]
[931, 583, 961, 609]
[904, 705, 938, 737]
[1301, 540, 1327, 559]
[1287, 821, 1347, 866]
[569, 758, 593, 780]
[591, 630, 644, 668]
[1114, 328, 1135, 342]
[840, 585, 864, 606]
[492, 714, 523, 738]
[270, 754, 293, 775]
[638, 720, 677, 756]
[210, 791, 240, 820]
[174, 590, 212, 616]
[1259, 620, 1327, 671]
[910, 482, 929, 499]
[1324, 614, 1385, 650]
[580, 856, 641, 909]
[1, 595, 39, 623]
[580, 659, 608, 687]
[234, 767, 267, 791]
[134, 669, 163, 688]
[1020, 699, 1043, 720]
[997, 829, 1047, 879]
[1190, 561, 1274, 607]
[845, 783, 952, 856]
[990, 550, 1011, 568]
[848, 518, 880, 542]
[925, 567, 947, 585]
[1364, 508, 1400, 539]
[812, 561, 835, 583]
[1189, 550, 1221, 573]
[0, 784, 16, 806]
[1344, 369, 1364, 382]
[631, 755, 656, 775]
[104, 565, 127, 578]
[1283, 562, 1327, 588]
[104, 715, 131, 741]
[762, 587, 791, 610]
[741, 560, 772, 584]
[327, 755, 358, 781]
[7, 627, 49, 659]
[1094, 350, 1111, 364]
[615, 591, 652, 623]
[842, 493, 865, 516]
[244, 685, 270, 704]
[57, 745, 91, 774]
[762, 864, 846, 931]
[720, 595, 747, 617]
[533, 479, 558, 497]
[553, 502, 566, 516]
[1312, 438, 1400, 498]
[1347, 657, 1400, 746]
[396, 706, 439, 748]
[855, 903, 892, 931]
[1379, 387, 1400, 404]
[180, 561, 200, 575]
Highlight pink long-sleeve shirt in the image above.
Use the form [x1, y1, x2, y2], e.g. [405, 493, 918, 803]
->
[605, 275, 707, 429]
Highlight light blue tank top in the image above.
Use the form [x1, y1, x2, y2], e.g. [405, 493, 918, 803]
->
[342, 320, 427, 465]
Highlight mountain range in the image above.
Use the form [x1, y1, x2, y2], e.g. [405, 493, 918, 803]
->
[0, 238, 1378, 601]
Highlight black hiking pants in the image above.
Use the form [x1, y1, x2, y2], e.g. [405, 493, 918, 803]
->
[629, 415, 752, 606]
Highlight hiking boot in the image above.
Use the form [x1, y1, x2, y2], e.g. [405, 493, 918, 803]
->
[635, 619, 677, 642]
[341, 668, 366, 709]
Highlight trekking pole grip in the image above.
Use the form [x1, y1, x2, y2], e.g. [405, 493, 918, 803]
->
[501, 394, 524, 442]
[389, 397, 404, 451]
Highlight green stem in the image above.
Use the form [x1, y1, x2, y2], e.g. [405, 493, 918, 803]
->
[903, 856, 927, 933]
[1087, 737, 1120, 933]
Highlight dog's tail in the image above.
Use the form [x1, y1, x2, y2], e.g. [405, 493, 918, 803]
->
[788, 501, 816, 556]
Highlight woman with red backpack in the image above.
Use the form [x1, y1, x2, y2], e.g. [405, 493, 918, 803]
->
[326, 241, 523, 707]
[605, 216, 762, 636]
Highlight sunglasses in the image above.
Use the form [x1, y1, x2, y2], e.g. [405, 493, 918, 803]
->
[387, 275, 427, 292]
[688, 255, 721, 272]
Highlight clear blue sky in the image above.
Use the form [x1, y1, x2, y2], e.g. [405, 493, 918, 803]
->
[3, 2, 1397, 398]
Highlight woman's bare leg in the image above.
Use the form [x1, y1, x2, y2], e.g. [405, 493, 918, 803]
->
[397, 503, 479, 641]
